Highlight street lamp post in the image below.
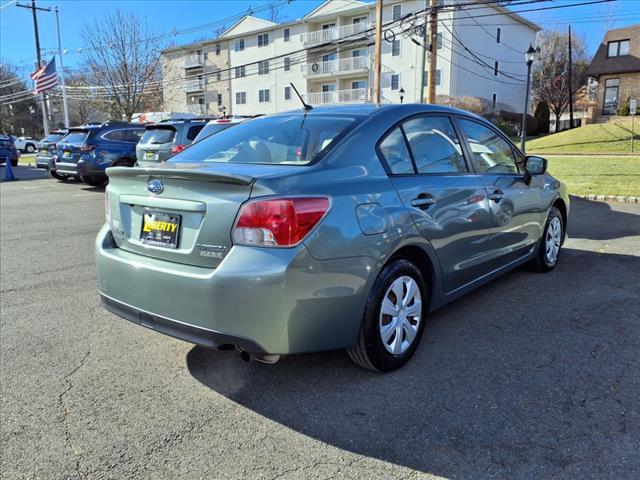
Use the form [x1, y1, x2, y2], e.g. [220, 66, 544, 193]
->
[399, 87, 405, 104]
[521, 44, 539, 153]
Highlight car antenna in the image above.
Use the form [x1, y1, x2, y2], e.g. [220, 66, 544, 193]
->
[290, 82, 312, 111]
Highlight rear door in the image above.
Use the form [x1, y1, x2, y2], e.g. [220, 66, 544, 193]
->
[379, 114, 494, 293]
[456, 117, 544, 268]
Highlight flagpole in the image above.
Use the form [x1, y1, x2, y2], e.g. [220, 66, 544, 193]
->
[54, 6, 69, 128]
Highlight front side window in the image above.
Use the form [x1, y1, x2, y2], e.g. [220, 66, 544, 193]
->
[170, 115, 358, 165]
[403, 116, 467, 173]
[379, 127, 413, 174]
[458, 118, 521, 174]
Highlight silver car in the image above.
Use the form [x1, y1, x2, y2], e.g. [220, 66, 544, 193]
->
[97, 104, 569, 372]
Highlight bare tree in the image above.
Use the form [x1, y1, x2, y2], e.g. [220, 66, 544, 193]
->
[0, 63, 40, 137]
[80, 10, 163, 121]
[532, 30, 589, 132]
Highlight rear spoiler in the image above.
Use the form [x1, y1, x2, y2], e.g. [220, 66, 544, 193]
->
[106, 166, 254, 186]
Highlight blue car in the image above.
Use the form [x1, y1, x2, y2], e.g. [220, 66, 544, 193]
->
[54, 122, 144, 186]
[0, 135, 19, 167]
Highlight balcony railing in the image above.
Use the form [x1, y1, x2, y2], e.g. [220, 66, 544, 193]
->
[186, 104, 206, 115]
[301, 22, 370, 45]
[303, 88, 369, 105]
[184, 78, 205, 92]
[184, 54, 204, 68]
[302, 56, 369, 76]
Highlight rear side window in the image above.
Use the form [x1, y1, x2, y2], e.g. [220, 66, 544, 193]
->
[403, 116, 467, 173]
[194, 123, 233, 142]
[62, 131, 89, 144]
[126, 129, 144, 143]
[103, 130, 127, 141]
[378, 127, 414, 174]
[43, 132, 65, 142]
[140, 128, 176, 145]
[186, 125, 205, 141]
[458, 119, 522, 174]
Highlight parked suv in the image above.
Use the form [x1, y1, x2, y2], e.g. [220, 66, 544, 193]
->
[55, 122, 144, 186]
[14, 136, 38, 153]
[135, 118, 209, 166]
[0, 135, 19, 167]
[192, 117, 249, 143]
[35, 130, 67, 170]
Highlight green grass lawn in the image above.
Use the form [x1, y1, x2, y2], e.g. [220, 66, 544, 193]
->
[19, 154, 35, 166]
[546, 155, 640, 197]
[528, 117, 640, 154]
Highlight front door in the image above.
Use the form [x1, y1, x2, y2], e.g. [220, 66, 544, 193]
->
[378, 115, 495, 293]
[456, 117, 544, 269]
[603, 78, 619, 115]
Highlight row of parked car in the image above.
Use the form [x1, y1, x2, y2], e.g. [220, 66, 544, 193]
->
[29, 116, 247, 187]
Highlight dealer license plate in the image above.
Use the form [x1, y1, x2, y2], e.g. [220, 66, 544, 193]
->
[144, 151, 158, 161]
[140, 211, 180, 249]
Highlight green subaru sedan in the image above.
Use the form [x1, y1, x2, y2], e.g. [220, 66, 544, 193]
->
[96, 104, 569, 371]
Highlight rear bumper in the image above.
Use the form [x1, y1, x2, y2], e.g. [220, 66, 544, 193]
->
[55, 161, 79, 175]
[96, 225, 378, 354]
[35, 155, 52, 169]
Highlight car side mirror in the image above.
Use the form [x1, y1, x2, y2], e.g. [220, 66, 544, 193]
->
[524, 155, 547, 184]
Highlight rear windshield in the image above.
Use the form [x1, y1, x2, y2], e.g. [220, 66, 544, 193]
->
[43, 132, 66, 142]
[140, 128, 176, 145]
[61, 131, 89, 144]
[171, 115, 357, 165]
[194, 123, 234, 142]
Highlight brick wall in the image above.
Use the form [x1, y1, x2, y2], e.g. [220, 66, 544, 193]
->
[596, 72, 640, 115]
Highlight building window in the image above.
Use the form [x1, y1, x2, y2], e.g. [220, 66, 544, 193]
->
[436, 69, 441, 86]
[392, 4, 402, 21]
[284, 28, 290, 42]
[392, 39, 400, 56]
[258, 60, 270, 75]
[496, 28, 501, 44]
[284, 86, 291, 100]
[437, 32, 443, 50]
[492, 93, 497, 110]
[235, 92, 246, 104]
[234, 38, 245, 52]
[352, 80, 366, 90]
[603, 78, 620, 114]
[235, 66, 245, 78]
[494, 61, 499, 76]
[391, 73, 399, 90]
[284, 57, 291, 71]
[258, 33, 269, 47]
[607, 39, 630, 57]
[259, 89, 270, 103]
[217, 93, 223, 106]
[215, 44, 220, 55]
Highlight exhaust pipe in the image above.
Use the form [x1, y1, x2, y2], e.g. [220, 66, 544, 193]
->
[236, 346, 281, 364]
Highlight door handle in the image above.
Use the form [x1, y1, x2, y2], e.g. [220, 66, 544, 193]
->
[411, 195, 435, 209]
[488, 190, 504, 202]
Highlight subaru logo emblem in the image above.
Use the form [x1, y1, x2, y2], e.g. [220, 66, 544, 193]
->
[147, 179, 164, 195]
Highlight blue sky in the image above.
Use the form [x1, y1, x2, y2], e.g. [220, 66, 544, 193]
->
[2, 0, 640, 73]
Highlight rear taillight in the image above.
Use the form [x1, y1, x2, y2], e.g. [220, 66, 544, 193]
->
[104, 189, 111, 224]
[171, 144, 186, 155]
[80, 143, 96, 152]
[232, 197, 330, 247]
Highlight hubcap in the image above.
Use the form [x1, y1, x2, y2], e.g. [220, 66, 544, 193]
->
[379, 276, 422, 355]
[545, 216, 562, 265]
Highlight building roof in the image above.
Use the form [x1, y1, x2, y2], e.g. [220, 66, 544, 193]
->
[586, 24, 640, 77]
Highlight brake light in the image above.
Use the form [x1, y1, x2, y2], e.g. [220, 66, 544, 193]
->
[171, 144, 186, 155]
[233, 197, 330, 247]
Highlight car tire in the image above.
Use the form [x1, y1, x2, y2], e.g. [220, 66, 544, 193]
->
[112, 159, 135, 168]
[347, 259, 427, 372]
[25, 144, 35, 153]
[11, 159, 19, 167]
[82, 176, 104, 187]
[49, 170, 66, 181]
[531, 206, 563, 272]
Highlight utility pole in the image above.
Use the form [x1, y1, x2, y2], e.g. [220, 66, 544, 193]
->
[568, 25, 574, 129]
[54, 7, 69, 128]
[16, 0, 51, 135]
[426, 0, 438, 104]
[418, 7, 428, 103]
[373, 0, 382, 104]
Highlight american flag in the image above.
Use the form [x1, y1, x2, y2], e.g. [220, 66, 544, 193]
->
[31, 57, 58, 94]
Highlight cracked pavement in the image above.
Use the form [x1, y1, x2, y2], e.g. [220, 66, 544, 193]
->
[1, 171, 639, 479]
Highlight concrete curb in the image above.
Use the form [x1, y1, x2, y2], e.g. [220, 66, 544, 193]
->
[570, 194, 639, 204]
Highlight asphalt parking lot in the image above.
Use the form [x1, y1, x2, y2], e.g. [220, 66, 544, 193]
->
[1, 164, 639, 480]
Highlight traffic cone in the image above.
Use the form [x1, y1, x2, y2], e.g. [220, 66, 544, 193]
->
[3, 158, 17, 181]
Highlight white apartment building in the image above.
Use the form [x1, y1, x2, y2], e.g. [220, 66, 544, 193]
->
[161, 0, 540, 116]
